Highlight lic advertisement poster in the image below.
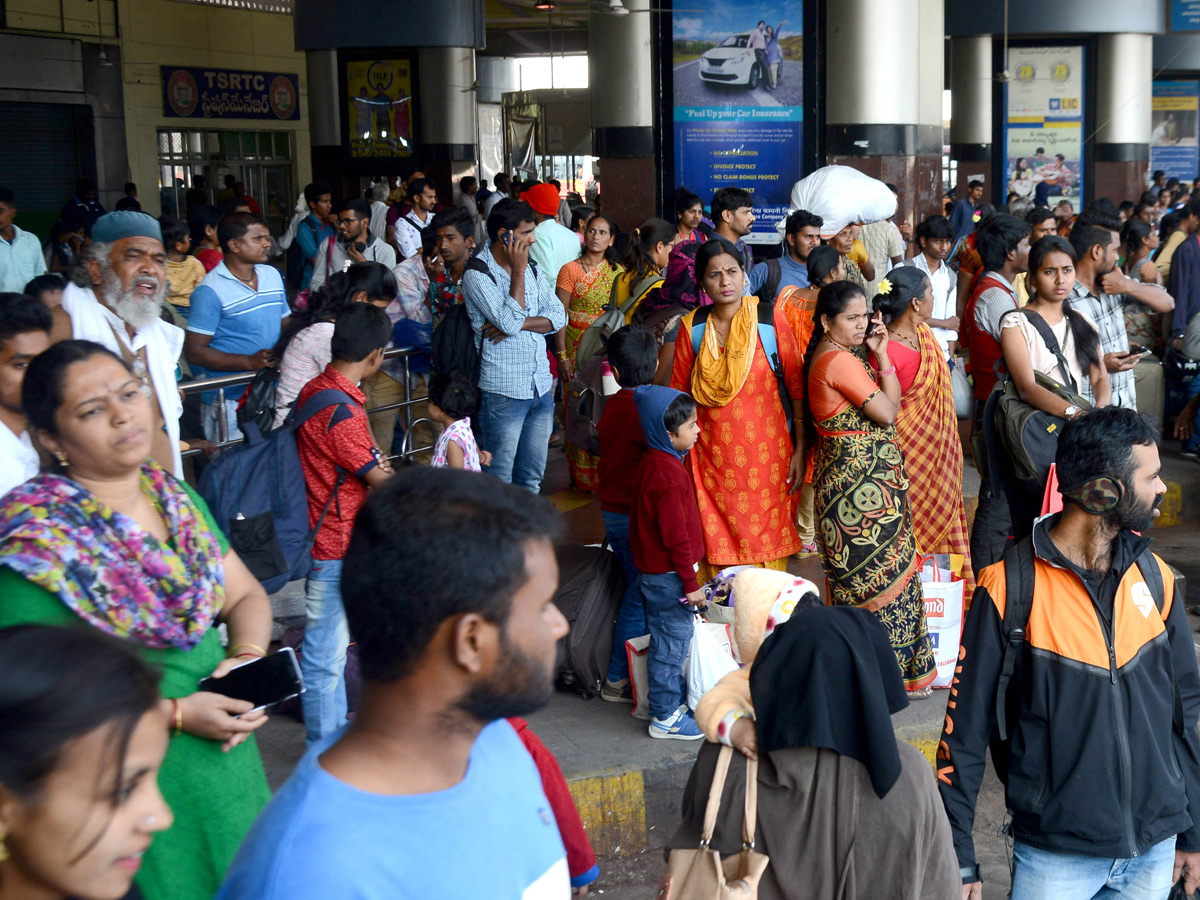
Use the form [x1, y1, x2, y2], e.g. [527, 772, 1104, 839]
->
[1151, 81, 1200, 182]
[672, 2, 804, 244]
[345, 58, 415, 160]
[1003, 46, 1084, 213]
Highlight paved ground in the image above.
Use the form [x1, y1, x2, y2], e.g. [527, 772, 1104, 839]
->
[672, 59, 803, 108]
[252, 429, 1200, 898]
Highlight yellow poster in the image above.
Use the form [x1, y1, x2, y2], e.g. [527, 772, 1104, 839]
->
[346, 58, 414, 159]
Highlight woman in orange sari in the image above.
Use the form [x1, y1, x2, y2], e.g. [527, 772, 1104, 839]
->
[671, 237, 806, 581]
[556, 213, 624, 490]
[871, 265, 975, 594]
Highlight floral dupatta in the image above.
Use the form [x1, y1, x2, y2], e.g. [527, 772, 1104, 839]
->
[0, 463, 225, 649]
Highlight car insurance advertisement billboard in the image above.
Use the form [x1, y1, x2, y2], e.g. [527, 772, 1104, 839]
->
[1151, 81, 1200, 183]
[672, 2, 804, 243]
[1002, 46, 1085, 213]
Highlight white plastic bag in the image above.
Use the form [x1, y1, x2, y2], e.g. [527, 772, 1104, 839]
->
[686, 616, 739, 710]
[626, 634, 651, 721]
[951, 359, 973, 419]
[777, 166, 897, 238]
[920, 558, 965, 689]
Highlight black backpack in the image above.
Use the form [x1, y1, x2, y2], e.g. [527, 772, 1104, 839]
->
[993, 536, 1169, 743]
[434, 256, 541, 382]
[754, 257, 783, 303]
[553, 542, 627, 699]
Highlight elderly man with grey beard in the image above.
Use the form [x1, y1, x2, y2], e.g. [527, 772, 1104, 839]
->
[53, 210, 186, 476]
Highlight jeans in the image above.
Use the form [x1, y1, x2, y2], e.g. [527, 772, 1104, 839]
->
[479, 388, 554, 493]
[1185, 375, 1200, 454]
[602, 511, 647, 683]
[640, 570, 693, 719]
[201, 397, 242, 444]
[300, 557, 349, 745]
[1010, 837, 1176, 900]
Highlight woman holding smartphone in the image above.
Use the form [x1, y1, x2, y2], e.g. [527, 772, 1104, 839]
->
[0, 341, 272, 900]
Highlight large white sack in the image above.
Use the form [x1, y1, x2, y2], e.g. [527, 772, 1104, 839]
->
[777, 165, 897, 238]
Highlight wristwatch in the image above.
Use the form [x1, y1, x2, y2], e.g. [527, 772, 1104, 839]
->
[1064, 405, 1079, 418]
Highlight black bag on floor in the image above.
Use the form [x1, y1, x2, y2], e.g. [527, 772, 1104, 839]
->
[553, 542, 626, 699]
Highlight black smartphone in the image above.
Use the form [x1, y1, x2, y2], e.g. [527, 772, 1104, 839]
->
[1127, 343, 1151, 357]
[198, 648, 304, 712]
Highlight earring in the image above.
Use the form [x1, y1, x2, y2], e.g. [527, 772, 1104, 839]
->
[54, 450, 69, 468]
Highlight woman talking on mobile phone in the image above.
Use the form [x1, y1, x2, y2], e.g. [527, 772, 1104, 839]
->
[0, 341, 272, 900]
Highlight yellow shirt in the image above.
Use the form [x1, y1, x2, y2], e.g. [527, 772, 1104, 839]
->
[1157, 229, 1187, 280]
[165, 256, 205, 308]
[848, 238, 870, 269]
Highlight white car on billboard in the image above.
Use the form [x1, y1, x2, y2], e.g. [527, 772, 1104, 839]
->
[699, 33, 771, 89]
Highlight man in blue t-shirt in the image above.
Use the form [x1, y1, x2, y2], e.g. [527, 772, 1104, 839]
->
[217, 469, 574, 900]
[747, 208, 823, 299]
[185, 212, 289, 442]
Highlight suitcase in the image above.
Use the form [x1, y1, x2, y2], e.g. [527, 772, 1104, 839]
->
[553, 543, 626, 698]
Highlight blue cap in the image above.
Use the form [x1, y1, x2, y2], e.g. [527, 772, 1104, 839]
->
[91, 211, 163, 244]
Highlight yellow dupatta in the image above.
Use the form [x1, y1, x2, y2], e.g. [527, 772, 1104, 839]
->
[690, 296, 758, 408]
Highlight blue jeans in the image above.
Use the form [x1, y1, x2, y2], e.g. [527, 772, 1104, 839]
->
[479, 388, 554, 493]
[300, 557, 349, 745]
[603, 511, 646, 683]
[640, 570, 693, 719]
[1010, 837, 1176, 900]
[201, 397, 243, 444]
[1185, 375, 1200, 454]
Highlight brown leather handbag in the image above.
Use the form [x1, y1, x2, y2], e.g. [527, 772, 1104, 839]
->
[656, 745, 770, 899]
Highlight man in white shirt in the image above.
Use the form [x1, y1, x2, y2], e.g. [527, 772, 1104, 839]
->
[0, 294, 51, 496]
[484, 173, 511, 219]
[310, 198, 397, 291]
[368, 182, 390, 244]
[0, 187, 47, 293]
[53, 211, 185, 477]
[898, 214, 959, 360]
[393, 178, 438, 261]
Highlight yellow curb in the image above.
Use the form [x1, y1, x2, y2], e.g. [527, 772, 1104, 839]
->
[550, 490, 597, 513]
[1159, 481, 1183, 528]
[567, 769, 647, 857]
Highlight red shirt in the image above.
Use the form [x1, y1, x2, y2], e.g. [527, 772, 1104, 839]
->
[296, 365, 382, 560]
[630, 449, 705, 593]
[596, 388, 646, 516]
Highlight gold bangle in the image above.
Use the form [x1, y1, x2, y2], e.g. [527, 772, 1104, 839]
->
[229, 643, 266, 658]
[170, 698, 182, 738]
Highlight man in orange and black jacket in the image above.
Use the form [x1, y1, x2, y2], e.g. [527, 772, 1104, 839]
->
[939, 407, 1200, 900]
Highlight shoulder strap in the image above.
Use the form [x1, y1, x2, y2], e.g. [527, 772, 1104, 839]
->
[690, 305, 715, 355]
[1020, 309, 1079, 394]
[996, 536, 1036, 742]
[756, 299, 780, 377]
[293, 388, 356, 428]
[1134, 547, 1167, 614]
[464, 255, 496, 284]
[742, 756, 759, 851]
[757, 258, 782, 302]
[699, 744, 735, 848]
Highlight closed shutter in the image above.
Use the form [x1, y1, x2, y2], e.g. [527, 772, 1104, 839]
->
[0, 102, 81, 212]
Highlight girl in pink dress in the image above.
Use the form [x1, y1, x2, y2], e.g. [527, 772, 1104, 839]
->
[428, 372, 492, 472]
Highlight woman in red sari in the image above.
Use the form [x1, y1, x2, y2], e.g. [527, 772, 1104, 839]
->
[871, 265, 975, 594]
[671, 238, 806, 581]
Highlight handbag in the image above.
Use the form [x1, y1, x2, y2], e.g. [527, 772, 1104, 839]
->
[994, 310, 1092, 485]
[235, 366, 280, 436]
[1165, 342, 1200, 384]
[658, 744, 770, 900]
[950, 357, 973, 419]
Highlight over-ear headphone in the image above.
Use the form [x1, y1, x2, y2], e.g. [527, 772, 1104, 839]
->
[1060, 475, 1125, 514]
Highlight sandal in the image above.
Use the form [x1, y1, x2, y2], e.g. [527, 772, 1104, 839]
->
[907, 687, 934, 700]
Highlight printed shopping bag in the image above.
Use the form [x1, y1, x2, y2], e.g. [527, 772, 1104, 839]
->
[920, 554, 966, 689]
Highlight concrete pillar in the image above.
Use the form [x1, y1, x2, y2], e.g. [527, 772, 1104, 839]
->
[417, 46, 479, 204]
[589, 0, 655, 228]
[826, 0, 944, 222]
[950, 36, 994, 202]
[305, 49, 343, 193]
[1095, 33, 1153, 204]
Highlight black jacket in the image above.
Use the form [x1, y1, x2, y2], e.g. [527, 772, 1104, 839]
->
[937, 516, 1200, 876]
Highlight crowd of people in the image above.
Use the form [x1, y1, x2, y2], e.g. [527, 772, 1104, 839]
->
[2, 164, 1200, 900]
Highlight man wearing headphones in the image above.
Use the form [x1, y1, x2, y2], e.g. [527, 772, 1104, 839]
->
[938, 406, 1200, 900]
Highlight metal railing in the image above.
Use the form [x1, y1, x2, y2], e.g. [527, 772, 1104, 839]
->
[178, 347, 438, 460]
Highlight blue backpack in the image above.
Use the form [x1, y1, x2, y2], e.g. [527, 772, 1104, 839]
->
[689, 299, 792, 429]
[198, 388, 353, 593]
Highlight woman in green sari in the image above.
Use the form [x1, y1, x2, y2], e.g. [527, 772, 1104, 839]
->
[0, 340, 273, 900]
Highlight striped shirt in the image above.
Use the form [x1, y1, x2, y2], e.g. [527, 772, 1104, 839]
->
[1069, 281, 1139, 410]
[463, 243, 567, 400]
[187, 261, 288, 402]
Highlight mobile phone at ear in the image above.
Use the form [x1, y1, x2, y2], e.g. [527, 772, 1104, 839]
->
[502, 231, 511, 245]
[198, 648, 304, 712]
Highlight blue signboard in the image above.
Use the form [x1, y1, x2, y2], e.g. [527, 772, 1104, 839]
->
[161, 67, 300, 121]
[672, 4, 803, 243]
[1151, 80, 1200, 181]
[1172, 0, 1200, 31]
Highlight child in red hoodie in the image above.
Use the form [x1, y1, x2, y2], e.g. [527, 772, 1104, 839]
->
[630, 385, 706, 740]
[596, 326, 660, 704]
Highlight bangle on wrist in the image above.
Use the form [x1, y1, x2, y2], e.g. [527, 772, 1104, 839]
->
[229, 643, 266, 659]
[877, 365, 896, 377]
[170, 698, 183, 738]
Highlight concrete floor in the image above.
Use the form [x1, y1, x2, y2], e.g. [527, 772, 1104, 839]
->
[251, 439, 1200, 898]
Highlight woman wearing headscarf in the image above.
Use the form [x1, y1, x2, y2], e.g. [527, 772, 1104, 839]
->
[668, 605, 960, 900]
[0, 341, 272, 900]
[671, 237, 806, 580]
[871, 265, 975, 594]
